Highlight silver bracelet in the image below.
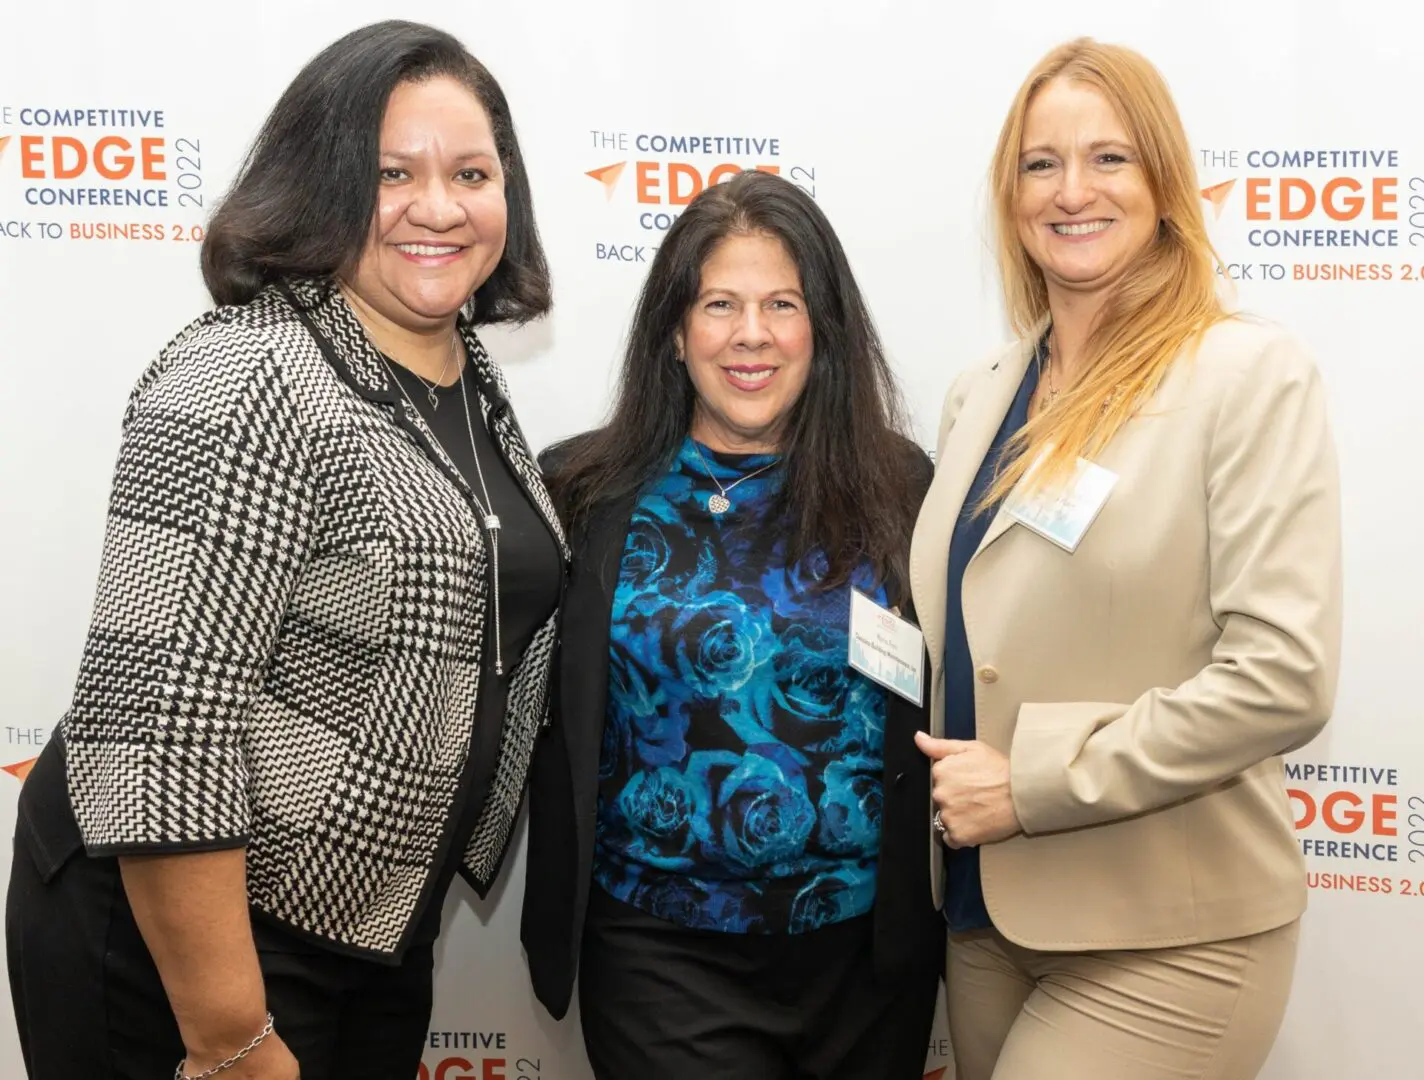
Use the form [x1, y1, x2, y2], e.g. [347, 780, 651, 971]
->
[175, 1013, 276, 1080]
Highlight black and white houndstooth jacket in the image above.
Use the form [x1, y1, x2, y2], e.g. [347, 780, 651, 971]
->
[60, 278, 568, 959]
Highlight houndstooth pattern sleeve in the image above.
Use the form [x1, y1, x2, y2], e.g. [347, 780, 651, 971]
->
[62, 313, 318, 853]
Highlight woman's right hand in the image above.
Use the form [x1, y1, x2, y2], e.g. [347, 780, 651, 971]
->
[182, 1030, 300, 1079]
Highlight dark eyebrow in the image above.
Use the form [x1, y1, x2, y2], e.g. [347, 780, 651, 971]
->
[380, 149, 499, 164]
[697, 287, 806, 301]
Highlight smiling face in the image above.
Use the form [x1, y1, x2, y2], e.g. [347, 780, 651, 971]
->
[678, 231, 815, 455]
[343, 76, 508, 333]
[1016, 78, 1159, 307]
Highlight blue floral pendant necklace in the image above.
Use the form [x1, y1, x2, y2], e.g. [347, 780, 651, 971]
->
[690, 440, 777, 515]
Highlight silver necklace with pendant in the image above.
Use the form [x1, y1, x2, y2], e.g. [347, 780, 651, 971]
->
[690, 439, 777, 515]
[408, 333, 458, 411]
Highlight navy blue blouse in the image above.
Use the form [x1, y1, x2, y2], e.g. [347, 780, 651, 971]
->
[942, 352, 1040, 932]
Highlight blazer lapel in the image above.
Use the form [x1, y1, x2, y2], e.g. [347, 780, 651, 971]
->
[911, 340, 1035, 668]
[278, 279, 568, 562]
[975, 500, 1021, 562]
[972, 343, 1051, 560]
[281, 279, 481, 503]
[910, 341, 1032, 909]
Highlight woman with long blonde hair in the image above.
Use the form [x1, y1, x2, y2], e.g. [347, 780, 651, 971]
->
[909, 38, 1341, 1079]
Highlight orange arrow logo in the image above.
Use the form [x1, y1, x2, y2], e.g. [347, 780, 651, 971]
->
[586, 161, 627, 200]
[923, 1068, 948, 1080]
[1200, 179, 1237, 219]
[2, 758, 37, 783]
[0, 136, 11, 165]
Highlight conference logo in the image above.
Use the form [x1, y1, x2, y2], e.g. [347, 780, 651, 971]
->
[2, 759, 36, 783]
[924, 1037, 954, 1077]
[1287, 757, 1424, 900]
[0, 102, 210, 244]
[420, 1029, 955, 1078]
[421, 1028, 542, 1080]
[1198, 143, 1424, 284]
[582, 126, 817, 265]
[0, 724, 49, 784]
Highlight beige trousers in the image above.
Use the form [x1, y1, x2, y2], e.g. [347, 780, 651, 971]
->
[947, 920, 1300, 1080]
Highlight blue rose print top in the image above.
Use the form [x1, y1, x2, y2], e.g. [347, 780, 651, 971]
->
[592, 436, 890, 934]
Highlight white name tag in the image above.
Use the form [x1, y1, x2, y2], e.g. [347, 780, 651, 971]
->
[847, 589, 925, 705]
[1004, 451, 1118, 553]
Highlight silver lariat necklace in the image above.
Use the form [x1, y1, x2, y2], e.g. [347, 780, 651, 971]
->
[378, 338, 508, 675]
[689, 439, 777, 515]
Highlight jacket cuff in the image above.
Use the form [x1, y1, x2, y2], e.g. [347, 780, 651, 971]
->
[66, 739, 253, 853]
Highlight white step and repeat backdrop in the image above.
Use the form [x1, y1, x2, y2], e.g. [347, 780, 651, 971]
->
[1, 1, 1418, 1077]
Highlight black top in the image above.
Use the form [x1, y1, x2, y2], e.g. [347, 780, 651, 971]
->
[387, 360, 562, 943]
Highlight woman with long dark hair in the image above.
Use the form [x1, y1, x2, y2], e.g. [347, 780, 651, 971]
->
[522, 170, 943, 1078]
[7, 21, 563, 1079]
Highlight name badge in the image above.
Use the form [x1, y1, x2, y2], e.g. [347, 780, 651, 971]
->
[1004, 450, 1118, 553]
[847, 589, 925, 705]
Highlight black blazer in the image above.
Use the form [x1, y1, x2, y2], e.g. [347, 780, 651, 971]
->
[521, 445, 945, 1019]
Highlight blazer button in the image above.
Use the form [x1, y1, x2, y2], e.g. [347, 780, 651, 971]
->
[894, 772, 906, 786]
[976, 665, 1000, 685]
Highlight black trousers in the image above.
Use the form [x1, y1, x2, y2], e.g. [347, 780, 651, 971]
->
[578, 886, 941, 1080]
[7, 794, 433, 1079]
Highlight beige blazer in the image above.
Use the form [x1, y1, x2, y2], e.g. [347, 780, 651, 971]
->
[910, 316, 1342, 951]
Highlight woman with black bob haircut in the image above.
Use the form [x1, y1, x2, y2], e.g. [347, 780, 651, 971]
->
[8, 20, 563, 1080]
[522, 170, 944, 1078]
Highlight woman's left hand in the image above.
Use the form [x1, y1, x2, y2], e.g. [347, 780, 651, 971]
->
[913, 732, 1023, 848]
